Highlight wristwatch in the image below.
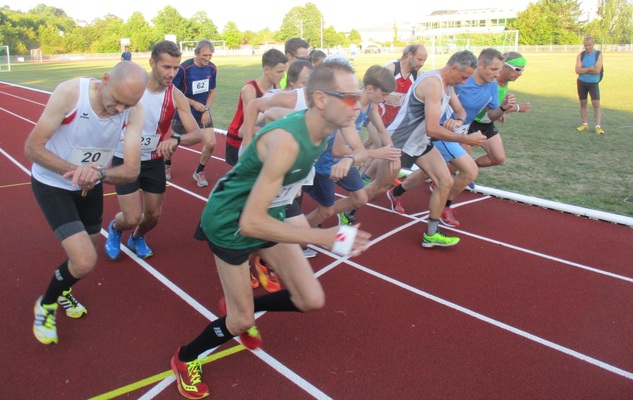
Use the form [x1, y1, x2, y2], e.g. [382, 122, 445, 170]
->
[93, 167, 106, 181]
[171, 133, 181, 146]
[342, 154, 356, 165]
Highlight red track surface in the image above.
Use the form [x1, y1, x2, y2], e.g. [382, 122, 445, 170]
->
[2, 82, 633, 399]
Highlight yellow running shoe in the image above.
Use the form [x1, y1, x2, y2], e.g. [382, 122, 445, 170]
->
[595, 127, 605, 135]
[33, 297, 58, 345]
[422, 231, 460, 248]
[57, 288, 87, 318]
[576, 124, 589, 131]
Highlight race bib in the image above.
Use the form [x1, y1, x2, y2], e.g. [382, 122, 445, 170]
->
[68, 146, 115, 168]
[269, 168, 315, 208]
[140, 132, 161, 152]
[192, 79, 210, 95]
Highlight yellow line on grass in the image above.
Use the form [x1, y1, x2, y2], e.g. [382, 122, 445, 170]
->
[88, 345, 246, 400]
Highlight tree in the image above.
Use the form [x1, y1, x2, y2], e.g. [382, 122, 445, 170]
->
[508, 0, 584, 45]
[221, 22, 243, 49]
[276, 3, 324, 46]
[152, 6, 191, 43]
[591, 0, 633, 44]
[189, 11, 219, 41]
[348, 29, 361, 45]
[84, 14, 124, 53]
[122, 12, 154, 52]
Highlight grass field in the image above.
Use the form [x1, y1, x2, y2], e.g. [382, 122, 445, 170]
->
[1, 52, 632, 218]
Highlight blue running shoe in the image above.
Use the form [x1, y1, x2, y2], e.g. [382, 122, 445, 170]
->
[104, 220, 123, 260]
[466, 182, 476, 191]
[127, 234, 153, 259]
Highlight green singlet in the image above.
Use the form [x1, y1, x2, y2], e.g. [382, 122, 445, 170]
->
[201, 110, 326, 250]
[475, 84, 509, 124]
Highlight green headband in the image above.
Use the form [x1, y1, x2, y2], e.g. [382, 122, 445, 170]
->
[505, 56, 526, 67]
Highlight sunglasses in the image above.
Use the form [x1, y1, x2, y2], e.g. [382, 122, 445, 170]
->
[321, 90, 361, 107]
[504, 62, 524, 73]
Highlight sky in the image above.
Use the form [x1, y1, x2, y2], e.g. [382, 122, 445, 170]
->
[1, 0, 567, 32]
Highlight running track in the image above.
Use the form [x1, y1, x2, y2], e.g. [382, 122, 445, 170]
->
[1, 82, 633, 399]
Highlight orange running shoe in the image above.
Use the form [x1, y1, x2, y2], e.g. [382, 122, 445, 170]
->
[253, 256, 281, 293]
[250, 273, 259, 289]
[217, 297, 263, 350]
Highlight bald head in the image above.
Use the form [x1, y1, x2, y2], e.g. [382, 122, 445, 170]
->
[110, 61, 148, 92]
[100, 62, 148, 116]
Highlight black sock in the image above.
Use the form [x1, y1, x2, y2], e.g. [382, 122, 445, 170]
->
[196, 164, 205, 174]
[254, 290, 301, 313]
[179, 316, 233, 362]
[41, 260, 78, 305]
[165, 159, 171, 166]
[393, 185, 406, 197]
[445, 200, 452, 208]
[348, 209, 357, 217]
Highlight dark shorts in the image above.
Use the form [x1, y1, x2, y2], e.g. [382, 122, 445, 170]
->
[112, 156, 166, 195]
[305, 167, 364, 207]
[193, 223, 276, 265]
[400, 142, 435, 169]
[225, 142, 239, 166]
[577, 80, 600, 101]
[469, 120, 499, 139]
[31, 177, 103, 240]
[171, 114, 213, 133]
[285, 197, 304, 218]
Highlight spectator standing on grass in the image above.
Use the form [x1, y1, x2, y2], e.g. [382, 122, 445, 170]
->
[224, 48, 288, 166]
[25, 61, 148, 345]
[170, 60, 371, 399]
[167, 40, 218, 187]
[104, 41, 203, 261]
[121, 46, 132, 61]
[575, 36, 604, 134]
[383, 50, 486, 248]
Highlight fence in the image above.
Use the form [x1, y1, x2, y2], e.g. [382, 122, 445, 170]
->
[5, 43, 632, 63]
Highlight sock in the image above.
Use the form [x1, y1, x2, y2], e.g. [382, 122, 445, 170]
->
[165, 159, 172, 166]
[179, 316, 233, 362]
[445, 200, 452, 208]
[41, 260, 78, 305]
[427, 219, 440, 235]
[196, 164, 205, 174]
[254, 289, 301, 313]
[348, 209, 357, 217]
[393, 185, 406, 198]
[596, 125, 601, 128]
